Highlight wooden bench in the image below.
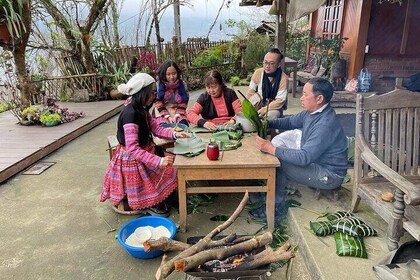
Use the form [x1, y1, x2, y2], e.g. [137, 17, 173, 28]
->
[351, 89, 420, 250]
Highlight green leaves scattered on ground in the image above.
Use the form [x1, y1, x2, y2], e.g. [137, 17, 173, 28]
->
[286, 199, 330, 219]
[210, 215, 230, 221]
[187, 193, 218, 214]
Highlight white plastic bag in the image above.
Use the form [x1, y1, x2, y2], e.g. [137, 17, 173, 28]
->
[358, 68, 372, 92]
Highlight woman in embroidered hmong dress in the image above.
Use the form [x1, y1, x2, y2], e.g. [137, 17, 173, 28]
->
[187, 70, 242, 131]
[100, 73, 190, 216]
[153, 60, 189, 126]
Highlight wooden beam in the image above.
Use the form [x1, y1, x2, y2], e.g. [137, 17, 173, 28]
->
[349, 0, 372, 79]
[275, 0, 287, 55]
[400, 0, 412, 55]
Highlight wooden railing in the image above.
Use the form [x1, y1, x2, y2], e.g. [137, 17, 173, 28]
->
[32, 73, 108, 102]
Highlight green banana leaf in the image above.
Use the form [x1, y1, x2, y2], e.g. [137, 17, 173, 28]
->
[333, 218, 377, 237]
[188, 124, 242, 134]
[237, 90, 267, 138]
[310, 221, 335, 236]
[326, 211, 354, 222]
[173, 136, 206, 156]
[210, 131, 242, 151]
[334, 232, 368, 258]
[355, 224, 377, 237]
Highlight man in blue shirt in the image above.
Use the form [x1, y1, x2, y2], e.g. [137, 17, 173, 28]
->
[251, 77, 348, 220]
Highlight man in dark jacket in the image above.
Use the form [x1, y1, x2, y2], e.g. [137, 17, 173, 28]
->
[252, 77, 348, 220]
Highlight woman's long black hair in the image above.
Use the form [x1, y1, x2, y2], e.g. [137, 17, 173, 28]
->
[131, 83, 155, 112]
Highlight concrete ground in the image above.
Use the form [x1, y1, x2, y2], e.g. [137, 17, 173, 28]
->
[0, 86, 403, 280]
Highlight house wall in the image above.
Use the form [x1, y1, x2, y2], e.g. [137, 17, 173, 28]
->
[364, 0, 420, 93]
[310, 0, 420, 94]
[364, 56, 420, 94]
[340, 0, 361, 78]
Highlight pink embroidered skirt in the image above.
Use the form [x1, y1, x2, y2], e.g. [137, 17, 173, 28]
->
[100, 144, 177, 210]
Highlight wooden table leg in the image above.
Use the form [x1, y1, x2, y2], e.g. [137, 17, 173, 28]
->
[178, 171, 187, 232]
[265, 170, 276, 232]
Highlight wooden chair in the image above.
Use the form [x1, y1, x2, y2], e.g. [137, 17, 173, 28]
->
[351, 89, 420, 250]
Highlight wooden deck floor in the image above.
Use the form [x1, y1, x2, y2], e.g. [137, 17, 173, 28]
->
[0, 100, 123, 183]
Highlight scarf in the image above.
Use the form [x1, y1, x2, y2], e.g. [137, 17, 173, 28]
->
[262, 67, 282, 103]
[157, 79, 188, 103]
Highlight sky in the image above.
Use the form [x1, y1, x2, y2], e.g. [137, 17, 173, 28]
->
[119, 0, 271, 44]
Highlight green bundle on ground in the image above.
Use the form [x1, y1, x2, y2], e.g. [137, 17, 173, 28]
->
[334, 232, 368, 259]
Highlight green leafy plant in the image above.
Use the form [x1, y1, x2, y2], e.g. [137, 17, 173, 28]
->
[242, 35, 272, 72]
[109, 61, 132, 88]
[308, 35, 348, 70]
[0, 0, 26, 43]
[193, 44, 224, 67]
[21, 105, 42, 124]
[286, 27, 310, 69]
[230, 76, 240, 86]
[39, 111, 61, 125]
[0, 101, 14, 113]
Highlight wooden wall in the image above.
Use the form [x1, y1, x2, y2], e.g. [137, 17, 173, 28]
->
[310, 0, 420, 93]
[367, 0, 420, 56]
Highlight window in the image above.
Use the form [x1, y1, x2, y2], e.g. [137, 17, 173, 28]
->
[322, 0, 344, 39]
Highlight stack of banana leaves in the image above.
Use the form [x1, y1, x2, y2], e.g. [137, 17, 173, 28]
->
[173, 135, 206, 157]
[237, 90, 268, 139]
[172, 130, 242, 157]
[188, 123, 242, 133]
[209, 130, 242, 151]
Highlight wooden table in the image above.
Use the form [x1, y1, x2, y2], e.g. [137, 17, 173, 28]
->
[285, 57, 298, 98]
[174, 135, 280, 232]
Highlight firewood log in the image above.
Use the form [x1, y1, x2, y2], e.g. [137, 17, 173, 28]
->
[145, 233, 238, 253]
[232, 240, 295, 271]
[144, 237, 191, 252]
[173, 232, 273, 272]
[155, 192, 250, 280]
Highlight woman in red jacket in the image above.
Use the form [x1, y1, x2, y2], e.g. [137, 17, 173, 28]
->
[187, 70, 242, 131]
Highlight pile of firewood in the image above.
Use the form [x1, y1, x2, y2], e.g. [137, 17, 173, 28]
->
[142, 192, 295, 280]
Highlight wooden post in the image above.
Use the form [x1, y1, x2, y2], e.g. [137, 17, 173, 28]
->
[275, 0, 287, 68]
[174, 0, 182, 44]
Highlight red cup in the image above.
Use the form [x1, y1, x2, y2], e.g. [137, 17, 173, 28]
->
[206, 142, 219, 160]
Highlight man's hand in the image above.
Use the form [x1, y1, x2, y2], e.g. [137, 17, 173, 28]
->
[203, 121, 217, 131]
[226, 119, 235, 125]
[258, 107, 267, 118]
[256, 136, 276, 155]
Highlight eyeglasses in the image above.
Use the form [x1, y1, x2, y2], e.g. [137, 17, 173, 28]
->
[263, 61, 278, 67]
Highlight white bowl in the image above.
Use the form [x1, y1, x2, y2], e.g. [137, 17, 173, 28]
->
[236, 112, 256, 132]
[134, 226, 152, 243]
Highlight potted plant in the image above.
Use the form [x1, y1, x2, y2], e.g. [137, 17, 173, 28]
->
[0, 0, 26, 44]
[20, 105, 42, 125]
[107, 61, 132, 99]
[39, 111, 61, 126]
[309, 35, 348, 90]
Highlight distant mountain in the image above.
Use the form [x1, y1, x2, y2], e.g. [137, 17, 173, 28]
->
[159, 15, 231, 42]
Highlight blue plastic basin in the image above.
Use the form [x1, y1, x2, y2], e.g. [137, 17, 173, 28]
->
[117, 216, 177, 259]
